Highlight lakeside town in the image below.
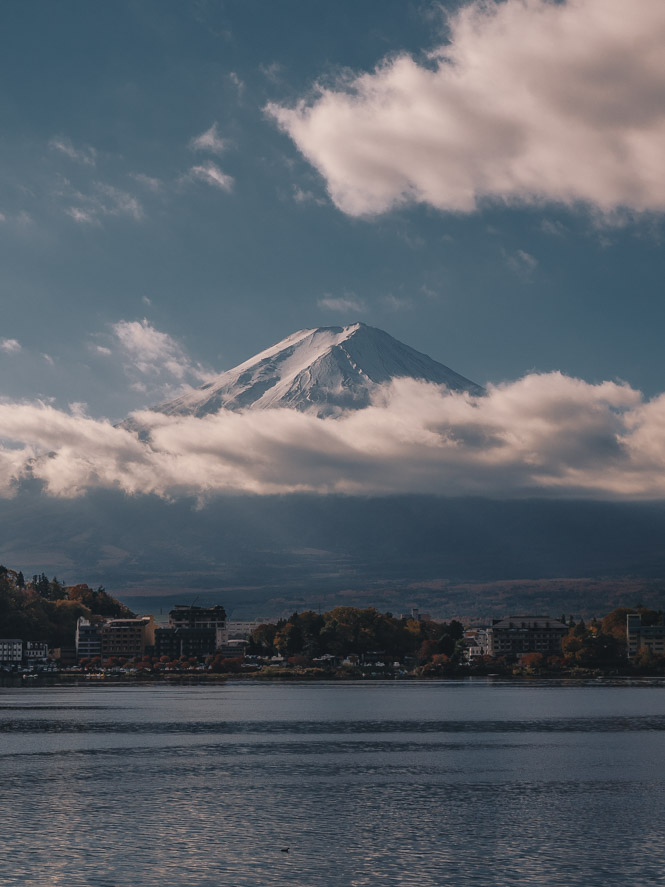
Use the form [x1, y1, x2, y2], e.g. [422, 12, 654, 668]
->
[2, 566, 665, 681]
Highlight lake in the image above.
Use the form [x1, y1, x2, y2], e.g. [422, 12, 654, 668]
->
[1, 679, 665, 886]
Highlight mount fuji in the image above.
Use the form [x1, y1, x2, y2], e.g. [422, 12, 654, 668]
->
[153, 322, 483, 419]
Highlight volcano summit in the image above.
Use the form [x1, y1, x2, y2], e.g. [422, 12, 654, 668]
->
[154, 323, 483, 418]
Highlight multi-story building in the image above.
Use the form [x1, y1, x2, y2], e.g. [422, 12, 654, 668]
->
[0, 639, 22, 664]
[220, 618, 271, 645]
[168, 605, 226, 651]
[100, 616, 155, 660]
[154, 627, 217, 659]
[50, 646, 77, 665]
[626, 614, 665, 659]
[76, 618, 102, 660]
[24, 642, 49, 662]
[169, 605, 226, 630]
[486, 616, 568, 658]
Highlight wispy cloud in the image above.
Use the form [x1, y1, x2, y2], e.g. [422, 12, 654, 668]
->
[259, 61, 284, 84]
[318, 294, 366, 314]
[65, 182, 143, 225]
[189, 122, 227, 155]
[130, 173, 163, 192]
[94, 184, 143, 220]
[382, 295, 413, 312]
[65, 207, 99, 226]
[504, 249, 538, 278]
[293, 185, 326, 206]
[541, 220, 567, 237]
[0, 338, 21, 354]
[188, 163, 234, 192]
[268, 0, 665, 218]
[49, 136, 97, 167]
[108, 319, 212, 401]
[228, 72, 245, 97]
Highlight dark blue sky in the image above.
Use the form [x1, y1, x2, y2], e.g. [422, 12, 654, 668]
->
[1, 0, 664, 421]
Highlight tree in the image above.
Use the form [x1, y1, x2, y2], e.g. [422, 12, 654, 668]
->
[634, 647, 662, 671]
[249, 623, 278, 655]
[418, 639, 439, 664]
[521, 652, 544, 670]
[32, 573, 51, 598]
[601, 608, 636, 640]
[274, 620, 304, 657]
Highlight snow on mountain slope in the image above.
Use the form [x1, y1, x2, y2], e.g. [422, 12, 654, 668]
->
[152, 323, 483, 418]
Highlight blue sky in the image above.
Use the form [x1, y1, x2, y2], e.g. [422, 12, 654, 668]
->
[2, 0, 665, 424]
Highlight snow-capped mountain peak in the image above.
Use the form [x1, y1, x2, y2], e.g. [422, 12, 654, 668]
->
[152, 322, 483, 418]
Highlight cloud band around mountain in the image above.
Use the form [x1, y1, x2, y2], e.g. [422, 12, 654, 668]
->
[268, 0, 665, 217]
[2, 373, 665, 501]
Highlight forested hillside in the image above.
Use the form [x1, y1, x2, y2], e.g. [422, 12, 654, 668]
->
[0, 566, 133, 647]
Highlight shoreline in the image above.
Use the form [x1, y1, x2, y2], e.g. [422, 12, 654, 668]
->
[4, 672, 665, 688]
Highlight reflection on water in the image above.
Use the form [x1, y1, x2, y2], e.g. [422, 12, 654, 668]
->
[1, 681, 665, 886]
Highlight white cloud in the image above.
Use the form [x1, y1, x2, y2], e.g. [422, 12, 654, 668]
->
[49, 136, 97, 167]
[3, 372, 665, 501]
[111, 318, 211, 387]
[189, 123, 228, 155]
[42, 354, 54, 365]
[0, 338, 21, 354]
[318, 294, 366, 314]
[188, 163, 234, 192]
[268, 0, 665, 217]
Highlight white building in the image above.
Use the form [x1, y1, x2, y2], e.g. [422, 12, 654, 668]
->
[218, 618, 272, 647]
[24, 642, 49, 662]
[464, 628, 488, 662]
[0, 639, 22, 663]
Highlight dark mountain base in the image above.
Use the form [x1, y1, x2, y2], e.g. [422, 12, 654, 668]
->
[2, 488, 665, 619]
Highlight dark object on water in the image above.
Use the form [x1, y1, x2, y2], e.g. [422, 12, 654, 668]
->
[280, 848, 289, 853]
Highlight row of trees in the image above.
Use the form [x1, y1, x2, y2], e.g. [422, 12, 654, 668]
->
[248, 606, 465, 664]
[557, 607, 665, 667]
[497, 607, 665, 673]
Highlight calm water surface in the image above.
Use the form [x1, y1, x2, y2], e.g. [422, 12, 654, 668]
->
[2, 680, 665, 886]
